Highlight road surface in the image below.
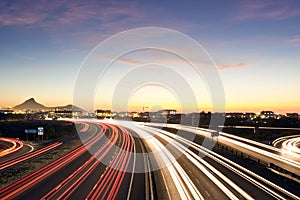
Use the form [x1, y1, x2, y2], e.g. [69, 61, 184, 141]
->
[0, 120, 299, 200]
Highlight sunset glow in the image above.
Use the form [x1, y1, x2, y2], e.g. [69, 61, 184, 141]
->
[0, 1, 299, 113]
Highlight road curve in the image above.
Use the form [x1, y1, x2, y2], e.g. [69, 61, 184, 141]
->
[0, 137, 24, 157]
[1, 119, 299, 200]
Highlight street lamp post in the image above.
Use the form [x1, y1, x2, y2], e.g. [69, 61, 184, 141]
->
[143, 106, 148, 112]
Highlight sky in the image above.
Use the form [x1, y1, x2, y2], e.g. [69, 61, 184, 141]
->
[0, 0, 300, 113]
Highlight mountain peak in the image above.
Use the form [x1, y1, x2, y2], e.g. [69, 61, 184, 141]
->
[12, 98, 86, 112]
[26, 98, 36, 102]
[14, 98, 47, 111]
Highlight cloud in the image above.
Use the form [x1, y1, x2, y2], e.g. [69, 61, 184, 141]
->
[218, 62, 251, 70]
[234, 1, 300, 21]
[106, 56, 143, 66]
[0, 1, 48, 25]
[0, 1, 144, 27]
[0, 0, 204, 51]
[21, 55, 35, 61]
[0, 12, 46, 25]
[288, 35, 300, 46]
[108, 55, 251, 71]
[0, 0, 159, 48]
[54, 1, 144, 26]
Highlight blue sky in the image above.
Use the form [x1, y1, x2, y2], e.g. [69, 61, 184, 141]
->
[0, 0, 300, 113]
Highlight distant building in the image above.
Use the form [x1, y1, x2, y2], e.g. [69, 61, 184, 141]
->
[260, 111, 275, 119]
[50, 110, 72, 118]
[95, 110, 113, 119]
[0, 109, 14, 114]
[286, 113, 299, 119]
[148, 112, 163, 122]
[128, 112, 140, 118]
[158, 109, 176, 116]
[226, 113, 243, 119]
[243, 113, 256, 119]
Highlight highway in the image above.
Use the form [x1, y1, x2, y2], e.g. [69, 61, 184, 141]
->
[117, 121, 299, 200]
[0, 121, 92, 171]
[0, 142, 61, 171]
[0, 122, 150, 200]
[0, 120, 299, 200]
[153, 123, 300, 175]
[273, 135, 300, 154]
[0, 137, 34, 164]
[0, 137, 24, 157]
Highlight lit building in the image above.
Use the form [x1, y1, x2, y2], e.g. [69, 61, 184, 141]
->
[0, 109, 14, 114]
[128, 112, 140, 118]
[95, 110, 113, 119]
[260, 111, 275, 119]
[286, 113, 299, 119]
[158, 109, 176, 116]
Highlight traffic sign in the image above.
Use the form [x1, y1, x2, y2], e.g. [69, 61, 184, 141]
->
[25, 129, 37, 134]
[37, 127, 44, 136]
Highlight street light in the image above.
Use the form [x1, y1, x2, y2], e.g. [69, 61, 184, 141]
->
[143, 106, 148, 112]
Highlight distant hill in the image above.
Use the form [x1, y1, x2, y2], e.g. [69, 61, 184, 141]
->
[13, 98, 86, 112]
[50, 104, 86, 112]
[14, 98, 48, 111]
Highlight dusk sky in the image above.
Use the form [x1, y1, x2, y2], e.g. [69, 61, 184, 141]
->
[0, 0, 300, 113]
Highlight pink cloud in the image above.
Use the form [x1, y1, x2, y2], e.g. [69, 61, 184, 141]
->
[106, 56, 143, 66]
[0, 1, 144, 27]
[218, 62, 251, 70]
[0, 1, 49, 25]
[55, 2, 143, 25]
[288, 35, 300, 46]
[107, 55, 251, 71]
[234, 1, 300, 21]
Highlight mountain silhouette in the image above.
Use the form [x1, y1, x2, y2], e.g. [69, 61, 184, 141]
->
[13, 98, 86, 112]
[49, 104, 86, 112]
[14, 98, 48, 111]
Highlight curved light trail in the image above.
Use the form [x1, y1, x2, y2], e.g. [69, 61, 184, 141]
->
[142, 125, 299, 200]
[0, 123, 108, 199]
[273, 135, 300, 155]
[0, 137, 23, 157]
[0, 142, 61, 171]
[86, 126, 134, 200]
[0, 120, 299, 200]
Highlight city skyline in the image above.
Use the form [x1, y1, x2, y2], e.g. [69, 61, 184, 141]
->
[1, 1, 300, 113]
[0, 96, 298, 116]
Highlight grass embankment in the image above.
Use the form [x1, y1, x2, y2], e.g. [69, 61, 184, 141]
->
[0, 120, 85, 189]
[0, 120, 77, 140]
[0, 137, 83, 189]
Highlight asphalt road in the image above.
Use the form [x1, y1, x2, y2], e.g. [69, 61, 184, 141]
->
[0, 142, 33, 164]
[3, 122, 149, 200]
[1, 120, 299, 200]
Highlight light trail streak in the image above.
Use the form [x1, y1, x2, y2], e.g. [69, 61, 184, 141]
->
[0, 137, 23, 157]
[273, 135, 300, 158]
[0, 142, 61, 171]
[282, 137, 300, 154]
[0, 123, 107, 199]
[115, 121, 205, 200]
[41, 124, 116, 200]
[153, 124, 300, 170]
[143, 126, 243, 200]
[146, 125, 299, 200]
[86, 125, 134, 200]
[53, 124, 120, 200]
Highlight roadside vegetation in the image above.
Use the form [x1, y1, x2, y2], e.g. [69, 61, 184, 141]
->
[0, 120, 77, 140]
[0, 120, 84, 189]
[0, 137, 83, 189]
